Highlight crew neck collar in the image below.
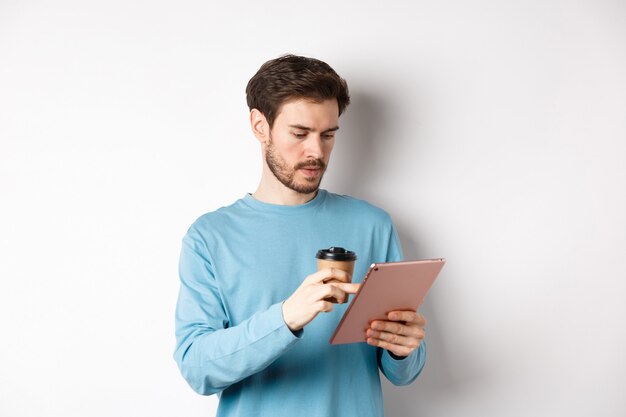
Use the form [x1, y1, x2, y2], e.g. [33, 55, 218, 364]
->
[242, 189, 327, 214]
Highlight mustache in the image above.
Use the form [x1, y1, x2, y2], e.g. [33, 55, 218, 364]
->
[295, 160, 326, 170]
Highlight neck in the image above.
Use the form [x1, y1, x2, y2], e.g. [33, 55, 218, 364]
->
[252, 169, 318, 206]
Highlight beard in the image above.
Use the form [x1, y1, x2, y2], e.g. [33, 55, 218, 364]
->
[265, 136, 327, 195]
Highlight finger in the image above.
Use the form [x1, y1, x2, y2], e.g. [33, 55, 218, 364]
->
[332, 282, 360, 294]
[318, 282, 352, 303]
[367, 325, 425, 342]
[322, 268, 352, 283]
[365, 337, 414, 357]
[316, 300, 334, 313]
[305, 268, 352, 285]
[304, 269, 332, 284]
[387, 310, 416, 323]
[366, 329, 423, 348]
[370, 320, 423, 338]
[322, 282, 360, 304]
[388, 311, 426, 327]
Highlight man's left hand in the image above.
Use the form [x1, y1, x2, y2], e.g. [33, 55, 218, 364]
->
[365, 311, 426, 358]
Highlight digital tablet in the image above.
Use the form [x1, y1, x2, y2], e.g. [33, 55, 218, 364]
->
[329, 258, 445, 345]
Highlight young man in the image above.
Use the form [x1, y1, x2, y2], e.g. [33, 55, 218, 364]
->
[174, 55, 427, 417]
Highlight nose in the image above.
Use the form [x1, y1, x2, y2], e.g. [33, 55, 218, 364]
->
[304, 134, 325, 159]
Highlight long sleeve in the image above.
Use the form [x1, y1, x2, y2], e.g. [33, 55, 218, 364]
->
[376, 220, 427, 385]
[378, 342, 426, 385]
[173, 227, 301, 395]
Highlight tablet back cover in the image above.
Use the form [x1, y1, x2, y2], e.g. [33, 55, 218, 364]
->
[330, 259, 444, 345]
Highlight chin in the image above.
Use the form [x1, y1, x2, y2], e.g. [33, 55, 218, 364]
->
[291, 181, 321, 195]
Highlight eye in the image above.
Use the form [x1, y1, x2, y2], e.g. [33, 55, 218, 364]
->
[322, 133, 335, 140]
[292, 132, 307, 139]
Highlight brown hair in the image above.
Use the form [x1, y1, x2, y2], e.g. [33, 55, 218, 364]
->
[245, 54, 350, 128]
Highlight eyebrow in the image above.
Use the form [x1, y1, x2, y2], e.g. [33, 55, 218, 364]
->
[288, 124, 340, 133]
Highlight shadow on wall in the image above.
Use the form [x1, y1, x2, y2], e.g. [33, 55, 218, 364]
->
[384, 228, 460, 417]
[328, 89, 475, 416]
[325, 90, 391, 196]
[385, 231, 496, 416]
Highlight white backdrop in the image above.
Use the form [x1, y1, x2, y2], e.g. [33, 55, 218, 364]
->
[1, 1, 625, 416]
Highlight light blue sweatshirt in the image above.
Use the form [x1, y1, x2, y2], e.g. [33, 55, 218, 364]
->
[174, 190, 425, 417]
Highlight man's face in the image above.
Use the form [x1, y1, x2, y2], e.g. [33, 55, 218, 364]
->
[265, 98, 339, 194]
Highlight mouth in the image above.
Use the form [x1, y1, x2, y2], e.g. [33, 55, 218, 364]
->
[299, 167, 322, 177]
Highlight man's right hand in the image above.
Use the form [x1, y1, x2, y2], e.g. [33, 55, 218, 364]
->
[281, 268, 360, 332]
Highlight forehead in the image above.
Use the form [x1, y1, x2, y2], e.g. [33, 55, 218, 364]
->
[274, 98, 339, 128]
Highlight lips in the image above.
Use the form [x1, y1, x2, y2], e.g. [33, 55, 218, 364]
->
[296, 159, 325, 177]
[300, 167, 321, 176]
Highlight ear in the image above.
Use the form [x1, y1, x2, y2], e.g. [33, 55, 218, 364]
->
[250, 109, 269, 144]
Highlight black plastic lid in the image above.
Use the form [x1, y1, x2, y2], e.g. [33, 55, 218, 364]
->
[316, 247, 357, 261]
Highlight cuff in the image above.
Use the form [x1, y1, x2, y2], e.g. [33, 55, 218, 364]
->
[380, 341, 426, 386]
[266, 301, 303, 341]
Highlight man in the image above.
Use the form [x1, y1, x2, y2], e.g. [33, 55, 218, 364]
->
[174, 54, 427, 417]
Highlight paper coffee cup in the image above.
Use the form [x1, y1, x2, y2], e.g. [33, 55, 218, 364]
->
[316, 247, 357, 303]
